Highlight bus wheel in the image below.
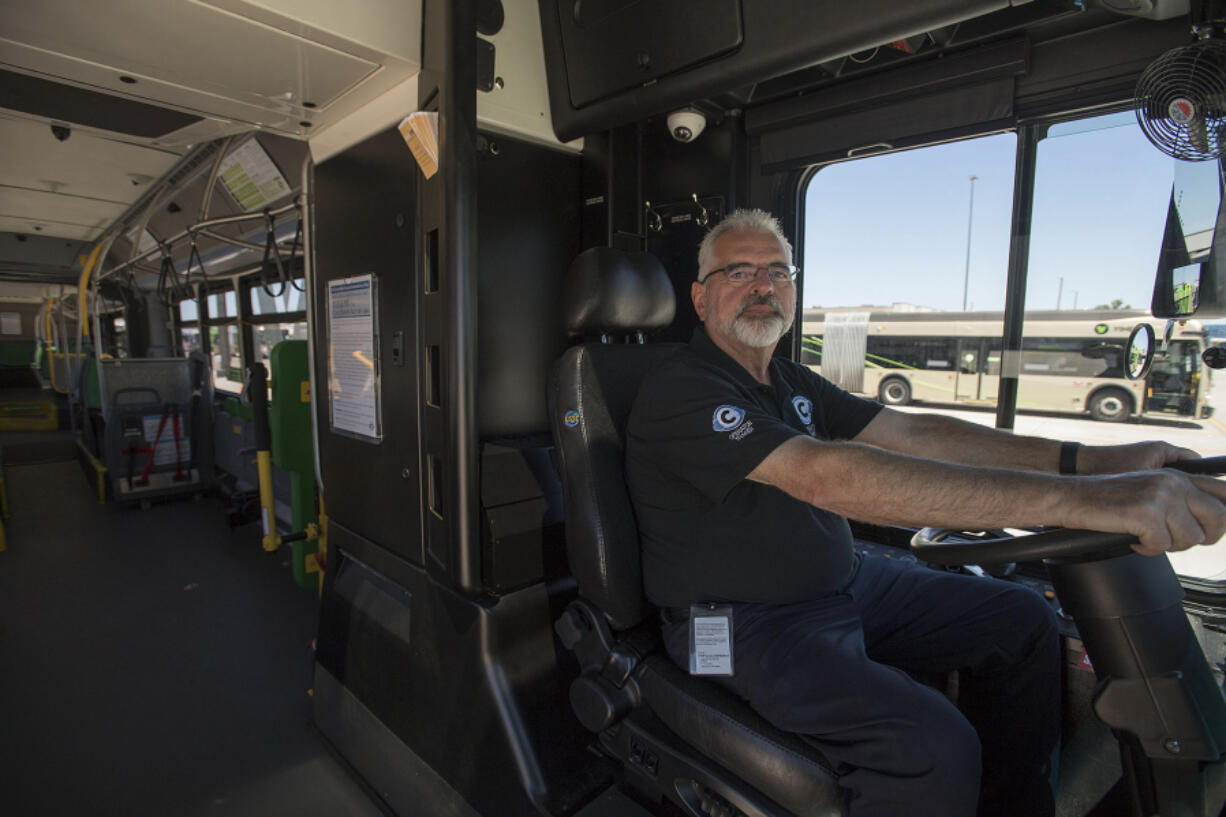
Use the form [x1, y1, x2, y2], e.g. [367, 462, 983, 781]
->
[879, 377, 912, 406]
[1089, 388, 1131, 422]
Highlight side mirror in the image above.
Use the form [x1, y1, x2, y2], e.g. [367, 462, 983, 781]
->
[1152, 174, 1226, 318]
[1203, 344, 1226, 370]
[1152, 259, 1207, 318]
[1125, 323, 1155, 380]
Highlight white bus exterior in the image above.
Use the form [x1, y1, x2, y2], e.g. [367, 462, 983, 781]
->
[800, 309, 1211, 422]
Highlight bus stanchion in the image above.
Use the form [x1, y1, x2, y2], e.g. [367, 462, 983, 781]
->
[248, 362, 280, 552]
[248, 357, 324, 591]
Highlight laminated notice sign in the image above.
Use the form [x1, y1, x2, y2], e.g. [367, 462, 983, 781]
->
[327, 274, 383, 441]
[218, 139, 292, 212]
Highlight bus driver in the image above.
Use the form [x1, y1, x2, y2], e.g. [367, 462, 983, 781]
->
[624, 209, 1226, 817]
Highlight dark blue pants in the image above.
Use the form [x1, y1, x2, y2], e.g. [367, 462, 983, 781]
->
[662, 553, 1061, 817]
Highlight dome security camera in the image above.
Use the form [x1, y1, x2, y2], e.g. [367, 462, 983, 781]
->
[667, 108, 706, 143]
[51, 124, 71, 142]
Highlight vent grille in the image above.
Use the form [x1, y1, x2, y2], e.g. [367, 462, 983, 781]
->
[165, 141, 221, 189]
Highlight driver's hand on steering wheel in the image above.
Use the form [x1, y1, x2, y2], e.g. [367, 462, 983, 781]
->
[1073, 469, 1226, 556]
[1077, 441, 1199, 475]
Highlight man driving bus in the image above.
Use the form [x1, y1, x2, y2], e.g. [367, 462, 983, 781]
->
[624, 208, 1226, 817]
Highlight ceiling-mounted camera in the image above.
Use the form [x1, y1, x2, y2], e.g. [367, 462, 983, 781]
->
[667, 108, 706, 143]
[51, 124, 71, 142]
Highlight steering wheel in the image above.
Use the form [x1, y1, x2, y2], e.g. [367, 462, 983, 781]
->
[910, 455, 1226, 565]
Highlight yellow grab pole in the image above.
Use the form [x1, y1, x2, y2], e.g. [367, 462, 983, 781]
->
[256, 449, 279, 551]
[77, 243, 105, 339]
[248, 362, 280, 551]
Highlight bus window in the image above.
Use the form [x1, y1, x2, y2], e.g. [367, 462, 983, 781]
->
[209, 325, 243, 393]
[177, 295, 201, 357]
[249, 282, 305, 316]
[802, 112, 1224, 585]
[204, 284, 243, 393]
[246, 276, 307, 403]
[1024, 112, 1222, 584]
[208, 289, 238, 320]
[180, 326, 202, 357]
[1147, 339, 1202, 416]
[253, 321, 308, 377]
[1021, 111, 1208, 425]
[802, 133, 1017, 408]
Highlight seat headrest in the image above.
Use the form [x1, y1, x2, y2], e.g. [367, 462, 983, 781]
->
[563, 247, 676, 335]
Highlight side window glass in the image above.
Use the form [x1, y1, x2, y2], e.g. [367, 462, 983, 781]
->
[802, 133, 1017, 408]
[1024, 111, 1222, 583]
[802, 116, 1225, 584]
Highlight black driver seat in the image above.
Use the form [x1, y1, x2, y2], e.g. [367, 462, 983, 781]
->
[549, 247, 844, 817]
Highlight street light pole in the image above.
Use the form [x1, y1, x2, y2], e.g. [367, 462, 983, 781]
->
[962, 174, 978, 311]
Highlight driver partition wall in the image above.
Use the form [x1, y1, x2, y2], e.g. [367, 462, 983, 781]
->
[308, 5, 589, 811]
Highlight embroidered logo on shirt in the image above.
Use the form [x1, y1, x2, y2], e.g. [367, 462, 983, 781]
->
[712, 405, 746, 432]
[563, 409, 580, 427]
[792, 395, 813, 426]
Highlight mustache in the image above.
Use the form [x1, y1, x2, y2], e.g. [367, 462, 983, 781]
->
[736, 293, 786, 320]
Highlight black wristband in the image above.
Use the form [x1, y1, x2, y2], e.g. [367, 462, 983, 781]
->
[1059, 441, 1081, 475]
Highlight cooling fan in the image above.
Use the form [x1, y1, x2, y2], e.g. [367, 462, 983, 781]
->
[1135, 37, 1226, 161]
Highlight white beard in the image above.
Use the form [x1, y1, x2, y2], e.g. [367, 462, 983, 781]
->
[732, 313, 789, 347]
[708, 294, 793, 348]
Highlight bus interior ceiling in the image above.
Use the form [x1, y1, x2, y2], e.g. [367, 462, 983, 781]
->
[1, 1, 1224, 817]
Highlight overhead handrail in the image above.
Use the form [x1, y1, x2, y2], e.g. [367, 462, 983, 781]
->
[101, 199, 301, 280]
[199, 228, 264, 252]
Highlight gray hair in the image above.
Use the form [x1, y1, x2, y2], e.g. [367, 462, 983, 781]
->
[696, 208, 794, 280]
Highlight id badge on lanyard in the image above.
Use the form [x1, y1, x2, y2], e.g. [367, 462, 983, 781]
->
[689, 603, 734, 676]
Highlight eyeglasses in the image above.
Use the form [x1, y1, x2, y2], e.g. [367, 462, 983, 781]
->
[700, 262, 799, 285]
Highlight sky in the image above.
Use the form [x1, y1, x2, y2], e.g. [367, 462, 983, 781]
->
[801, 111, 1219, 314]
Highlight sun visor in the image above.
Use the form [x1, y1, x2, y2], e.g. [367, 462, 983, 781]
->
[758, 77, 1016, 171]
[749, 37, 1025, 171]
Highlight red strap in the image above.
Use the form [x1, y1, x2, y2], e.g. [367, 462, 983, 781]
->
[139, 412, 171, 485]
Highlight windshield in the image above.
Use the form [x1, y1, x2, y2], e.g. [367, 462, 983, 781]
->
[802, 112, 1226, 586]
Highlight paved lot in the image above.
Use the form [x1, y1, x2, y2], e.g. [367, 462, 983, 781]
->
[893, 377, 1226, 582]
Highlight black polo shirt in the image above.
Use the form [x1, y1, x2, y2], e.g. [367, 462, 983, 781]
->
[626, 328, 882, 608]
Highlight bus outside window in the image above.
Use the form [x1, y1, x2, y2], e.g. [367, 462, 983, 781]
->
[802, 111, 1225, 585]
[248, 276, 307, 403]
[204, 284, 243, 393]
[801, 310, 1211, 422]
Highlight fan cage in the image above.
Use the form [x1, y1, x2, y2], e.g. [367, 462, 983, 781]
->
[1135, 39, 1226, 161]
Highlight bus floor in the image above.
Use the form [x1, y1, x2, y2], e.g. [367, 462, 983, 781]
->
[0, 439, 386, 817]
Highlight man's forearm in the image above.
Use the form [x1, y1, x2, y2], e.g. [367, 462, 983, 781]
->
[859, 411, 1062, 472]
[748, 435, 1226, 554]
[859, 409, 1197, 475]
[757, 436, 1068, 530]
